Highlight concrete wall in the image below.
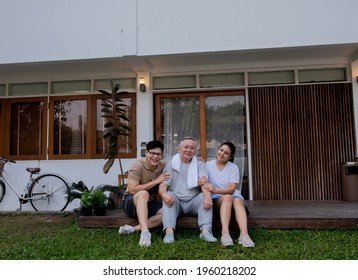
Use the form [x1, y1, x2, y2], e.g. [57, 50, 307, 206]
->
[137, 0, 358, 55]
[1, 0, 357, 64]
[0, 0, 129, 63]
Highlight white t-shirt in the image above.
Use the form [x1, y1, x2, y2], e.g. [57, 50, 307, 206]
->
[163, 159, 208, 201]
[206, 159, 244, 200]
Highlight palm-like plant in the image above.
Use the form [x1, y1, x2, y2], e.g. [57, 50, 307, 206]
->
[98, 80, 131, 185]
[68, 180, 92, 202]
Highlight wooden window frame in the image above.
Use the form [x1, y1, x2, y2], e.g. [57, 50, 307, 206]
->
[91, 93, 137, 159]
[1, 93, 137, 161]
[0, 100, 4, 157]
[154, 90, 245, 160]
[48, 95, 92, 160]
[4, 97, 48, 161]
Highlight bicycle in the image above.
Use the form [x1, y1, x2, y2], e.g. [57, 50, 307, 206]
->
[0, 157, 70, 211]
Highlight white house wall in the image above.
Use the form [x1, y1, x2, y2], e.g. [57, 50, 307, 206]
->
[0, 0, 131, 63]
[0, 159, 127, 211]
[1, 0, 358, 211]
[1, 0, 358, 64]
[137, 0, 358, 56]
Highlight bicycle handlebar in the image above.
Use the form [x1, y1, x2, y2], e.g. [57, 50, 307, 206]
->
[0, 157, 16, 164]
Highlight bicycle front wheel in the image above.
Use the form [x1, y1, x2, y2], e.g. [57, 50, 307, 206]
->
[29, 174, 70, 211]
[0, 180, 5, 203]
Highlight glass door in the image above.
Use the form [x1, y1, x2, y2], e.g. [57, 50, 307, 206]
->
[155, 91, 248, 194]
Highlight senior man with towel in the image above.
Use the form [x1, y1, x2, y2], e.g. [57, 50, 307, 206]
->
[159, 136, 217, 244]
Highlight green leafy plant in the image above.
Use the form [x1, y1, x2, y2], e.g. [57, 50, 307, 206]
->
[96, 184, 127, 210]
[69, 182, 125, 210]
[98, 80, 131, 185]
[80, 191, 93, 208]
[92, 189, 107, 207]
[68, 181, 92, 202]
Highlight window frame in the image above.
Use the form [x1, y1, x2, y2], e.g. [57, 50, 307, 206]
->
[48, 95, 92, 160]
[0, 100, 5, 157]
[154, 90, 246, 160]
[1, 92, 137, 161]
[4, 97, 48, 161]
[91, 93, 137, 159]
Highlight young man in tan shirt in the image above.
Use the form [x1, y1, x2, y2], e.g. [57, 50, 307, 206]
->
[119, 140, 170, 247]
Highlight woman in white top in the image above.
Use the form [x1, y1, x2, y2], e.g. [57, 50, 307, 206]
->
[204, 142, 255, 247]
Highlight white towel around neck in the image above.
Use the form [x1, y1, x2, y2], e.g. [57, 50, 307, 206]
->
[171, 153, 198, 189]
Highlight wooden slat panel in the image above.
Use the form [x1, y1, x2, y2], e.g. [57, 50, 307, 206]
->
[249, 84, 355, 200]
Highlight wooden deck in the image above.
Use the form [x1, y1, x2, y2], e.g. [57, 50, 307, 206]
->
[78, 200, 358, 230]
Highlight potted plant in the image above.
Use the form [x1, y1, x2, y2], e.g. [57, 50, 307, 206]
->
[69, 181, 124, 218]
[97, 184, 127, 210]
[68, 181, 93, 220]
[92, 188, 108, 216]
[99, 80, 131, 185]
[68, 181, 91, 201]
[80, 191, 94, 216]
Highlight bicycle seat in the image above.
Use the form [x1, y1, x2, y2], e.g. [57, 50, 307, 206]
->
[26, 167, 41, 174]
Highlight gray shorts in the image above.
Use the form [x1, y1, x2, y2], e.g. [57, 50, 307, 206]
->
[123, 194, 162, 218]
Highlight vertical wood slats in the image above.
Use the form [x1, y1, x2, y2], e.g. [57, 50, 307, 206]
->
[249, 84, 355, 200]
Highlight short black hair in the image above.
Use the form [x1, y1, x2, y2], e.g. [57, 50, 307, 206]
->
[146, 140, 164, 153]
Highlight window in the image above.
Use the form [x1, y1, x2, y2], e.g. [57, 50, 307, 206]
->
[155, 91, 247, 191]
[0, 101, 4, 156]
[49, 96, 90, 159]
[9, 82, 48, 96]
[52, 80, 91, 94]
[5, 98, 47, 160]
[200, 73, 245, 88]
[48, 93, 136, 159]
[298, 68, 347, 83]
[0, 84, 5, 97]
[153, 75, 196, 90]
[94, 78, 135, 91]
[248, 70, 295, 85]
[158, 95, 200, 156]
[0, 93, 136, 160]
[0, 78, 137, 161]
[93, 93, 136, 158]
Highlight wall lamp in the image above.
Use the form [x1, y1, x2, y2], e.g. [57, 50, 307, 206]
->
[139, 77, 146, 92]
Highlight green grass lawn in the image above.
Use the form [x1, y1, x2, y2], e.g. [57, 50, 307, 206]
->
[0, 213, 357, 260]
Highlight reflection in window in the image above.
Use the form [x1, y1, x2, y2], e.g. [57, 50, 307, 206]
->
[205, 95, 246, 191]
[10, 101, 44, 156]
[53, 100, 87, 155]
[160, 97, 200, 160]
[0, 103, 2, 156]
[157, 93, 247, 194]
[96, 97, 133, 155]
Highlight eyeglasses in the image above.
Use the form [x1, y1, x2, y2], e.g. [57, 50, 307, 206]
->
[148, 150, 163, 157]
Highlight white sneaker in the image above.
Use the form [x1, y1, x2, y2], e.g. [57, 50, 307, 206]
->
[221, 233, 234, 246]
[238, 234, 255, 248]
[139, 231, 151, 247]
[163, 233, 174, 244]
[118, 224, 134, 235]
[200, 231, 217, 242]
